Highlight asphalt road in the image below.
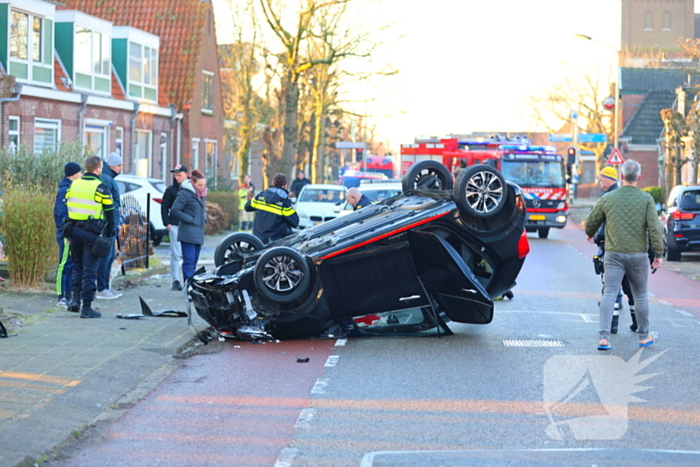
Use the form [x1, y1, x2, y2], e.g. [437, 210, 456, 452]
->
[49, 224, 700, 467]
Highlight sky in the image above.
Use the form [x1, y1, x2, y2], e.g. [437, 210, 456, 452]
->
[212, 0, 699, 152]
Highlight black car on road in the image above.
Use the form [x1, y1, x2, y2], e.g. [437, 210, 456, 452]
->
[187, 161, 530, 341]
[660, 185, 700, 261]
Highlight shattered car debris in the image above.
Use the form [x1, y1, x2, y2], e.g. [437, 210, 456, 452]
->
[187, 161, 530, 341]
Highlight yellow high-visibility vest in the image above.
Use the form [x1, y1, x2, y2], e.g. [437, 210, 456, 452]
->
[66, 177, 111, 220]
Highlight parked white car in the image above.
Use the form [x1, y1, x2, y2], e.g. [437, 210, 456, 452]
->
[294, 184, 347, 229]
[336, 181, 403, 217]
[115, 174, 168, 245]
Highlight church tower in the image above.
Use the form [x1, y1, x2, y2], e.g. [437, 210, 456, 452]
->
[620, 0, 695, 65]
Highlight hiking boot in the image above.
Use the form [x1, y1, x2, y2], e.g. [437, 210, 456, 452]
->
[68, 296, 81, 312]
[80, 306, 102, 319]
[171, 280, 183, 291]
[611, 315, 619, 334]
[96, 289, 120, 300]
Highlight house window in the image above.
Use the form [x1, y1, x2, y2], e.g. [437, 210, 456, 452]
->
[644, 11, 653, 31]
[202, 71, 214, 113]
[135, 130, 153, 177]
[8, 117, 20, 153]
[34, 118, 61, 155]
[205, 140, 217, 186]
[73, 27, 111, 93]
[192, 139, 200, 170]
[115, 127, 124, 157]
[85, 125, 108, 159]
[9, 9, 53, 84]
[662, 11, 671, 31]
[128, 42, 158, 101]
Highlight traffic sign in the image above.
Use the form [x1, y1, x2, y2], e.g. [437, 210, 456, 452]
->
[335, 141, 366, 149]
[578, 133, 608, 143]
[548, 133, 572, 142]
[606, 148, 625, 165]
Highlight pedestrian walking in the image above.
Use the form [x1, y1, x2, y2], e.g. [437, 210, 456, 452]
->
[345, 187, 372, 210]
[245, 173, 299, 244]
[237, 174, 255, 232]
[64, 156, 116, 318]
[96, 153, 123, 299]
[289, 170, 311, 198]
[585, 159, 665, 350]
[161, 164, 189, 291]
[54, 162, 82, 308]
[170, 169, 207, 285]
[591, 166, 637, 333]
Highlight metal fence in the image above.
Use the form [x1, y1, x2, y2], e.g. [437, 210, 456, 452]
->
[118, 193, 151, 271]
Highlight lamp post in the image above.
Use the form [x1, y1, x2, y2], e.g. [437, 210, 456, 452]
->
[574, 33, 620, 150]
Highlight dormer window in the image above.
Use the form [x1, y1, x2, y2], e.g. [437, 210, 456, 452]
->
[4, 0, 55, 86]
[55, 11, 112, 95]
[113, 26, 159, 103]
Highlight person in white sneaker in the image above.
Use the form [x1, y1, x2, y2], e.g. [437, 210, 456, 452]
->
[96, 153, 123, 300]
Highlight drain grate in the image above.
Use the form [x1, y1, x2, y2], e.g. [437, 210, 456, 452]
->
[503, 339, 565, 347]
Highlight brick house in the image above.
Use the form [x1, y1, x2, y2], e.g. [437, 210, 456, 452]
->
[0, 0, 225, 185]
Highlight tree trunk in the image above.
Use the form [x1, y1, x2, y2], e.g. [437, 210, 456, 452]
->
[281, 80, 299, 179]
[674, 145, 683, 186]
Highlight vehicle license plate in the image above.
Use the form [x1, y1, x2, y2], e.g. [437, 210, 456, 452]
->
[530, 214, 546, 220]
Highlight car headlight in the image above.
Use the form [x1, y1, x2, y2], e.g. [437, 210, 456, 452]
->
[557, 201, 566, 210]
[299, 212, 309, 219]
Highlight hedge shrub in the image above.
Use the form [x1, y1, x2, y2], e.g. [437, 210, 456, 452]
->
[642, 186, 665, 205]
[207, 191, 240, 230]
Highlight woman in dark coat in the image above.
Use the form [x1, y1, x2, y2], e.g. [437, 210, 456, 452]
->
[170, 170, 207, 284]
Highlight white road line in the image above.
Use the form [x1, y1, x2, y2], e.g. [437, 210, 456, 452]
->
[676, 309, 692, 317]
[581, 314, 595, 323]
[335, 338, 347, 346]
[659, 299, 671, 306]
[325, 355, 340, 367]
[294, 408, 315, 429]
[311, 378, 329, 394]
[274, 447, 299, 467]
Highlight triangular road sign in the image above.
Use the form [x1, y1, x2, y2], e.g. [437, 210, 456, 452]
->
[606, 148, 625, 165]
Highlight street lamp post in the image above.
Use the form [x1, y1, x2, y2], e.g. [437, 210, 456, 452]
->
[574, 33, 620, 150]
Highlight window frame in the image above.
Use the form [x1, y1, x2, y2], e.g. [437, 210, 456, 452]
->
[135, 129, 153, 178]
[8, 116, 20, 153]
[202, 70, 214, 113]
[644, 11, 653, 31]
[9, 5, 54, 85]
[192, 138, 201, 170]
[662, 11, 671, 31]
[128, 42, 158, 102]
[33, 118, 61, 155]
[204, 139, 218, 188]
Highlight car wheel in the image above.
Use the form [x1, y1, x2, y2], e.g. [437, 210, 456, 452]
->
[214, 232, 265, 268]
[254, 247, 311, 305]
[666, 246, 681, 261]
[402, 160, 454, 193]
[453, 164, 508, 219]
[538, 228, 549, 239]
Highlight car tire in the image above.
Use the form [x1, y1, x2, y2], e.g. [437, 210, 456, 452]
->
[214, 232, 265, 267]
[254, 247, 311, 305]
[666, 246, 681, 261]
[402, 160, 454, 193]
[538, 228, 549, 239]
[453, 164, 508, 219]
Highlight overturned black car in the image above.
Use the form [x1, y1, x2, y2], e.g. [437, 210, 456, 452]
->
[187, 161, 530, 341]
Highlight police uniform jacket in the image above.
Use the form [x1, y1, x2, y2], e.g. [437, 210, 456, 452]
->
[161, 180, 182, 227]
[245, 186, 299, 243]
[54, 177, 71, 240]
[64, 173, 115, 235]
[354, 194, 373, 210]
[170, 180, 206, 245]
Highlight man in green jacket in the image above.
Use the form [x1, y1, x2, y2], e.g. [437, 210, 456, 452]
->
[585, 159, 664, 351]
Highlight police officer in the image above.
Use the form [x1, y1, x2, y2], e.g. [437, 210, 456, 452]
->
[245, 173, 299, 244]
[54, 162, 82, 309]
[345, 187, 372, 210]
[65, 156, 115, 318]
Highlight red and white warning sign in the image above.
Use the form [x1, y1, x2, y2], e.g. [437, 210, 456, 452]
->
[606, 148, 625, 165]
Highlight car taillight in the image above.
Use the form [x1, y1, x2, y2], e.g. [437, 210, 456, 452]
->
[153, 198, 163, 204]
[517, 228, 530, 259]
[672, 210, 696, 220]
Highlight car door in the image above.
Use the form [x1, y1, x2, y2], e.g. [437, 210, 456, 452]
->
[407, 230, 494, 324]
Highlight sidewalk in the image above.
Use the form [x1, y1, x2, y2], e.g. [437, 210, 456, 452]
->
[0, 232, 230, 467]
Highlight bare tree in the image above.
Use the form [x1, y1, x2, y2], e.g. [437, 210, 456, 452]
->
[660, 108, 688, 193]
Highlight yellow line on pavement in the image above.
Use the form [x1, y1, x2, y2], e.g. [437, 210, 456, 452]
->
[0, 371, 81, 387]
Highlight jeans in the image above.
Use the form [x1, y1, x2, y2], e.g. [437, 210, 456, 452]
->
[70, 226, 100, 303]
[96, 236, 117, 292]
[181, 242, 202, 284]
[600, 251, 650, 340]
[56, 236, 72, 300]
[170, 225, 183, 283]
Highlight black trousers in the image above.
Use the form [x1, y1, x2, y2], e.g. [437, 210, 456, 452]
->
[70, 226, 99, 303]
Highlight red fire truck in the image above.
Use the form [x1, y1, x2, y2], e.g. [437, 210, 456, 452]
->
[400, 135, 569, 238]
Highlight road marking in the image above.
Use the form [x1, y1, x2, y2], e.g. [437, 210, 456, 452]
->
[660, 300, 671, 306]
[581, 314, 595, 323]
[0, 371, 80, 387]
[335, 338, 347, 346]
[325, 356, 339, 367]
[311, 378, 329, 395]
[676, 309, 692, 317]
[503, 340, 565, 347]
[274, 447, 298, 467]
[294, 408, 315, 429]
